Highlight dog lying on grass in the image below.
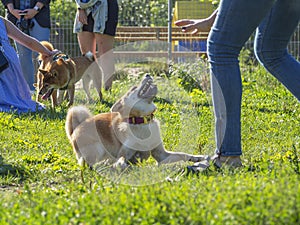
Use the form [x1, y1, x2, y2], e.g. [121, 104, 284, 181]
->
[65, 75, 206, 169]
[36, 41, 102, 107]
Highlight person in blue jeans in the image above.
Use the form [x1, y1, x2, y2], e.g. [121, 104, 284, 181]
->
[1, 0, 51, 92]
[175, 0, 300, 168]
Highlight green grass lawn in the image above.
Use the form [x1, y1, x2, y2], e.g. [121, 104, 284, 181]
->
[0, 61, 299, 225]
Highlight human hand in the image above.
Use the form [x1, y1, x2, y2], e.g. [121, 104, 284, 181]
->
[40, 49, 60, 61]
[22, 9, 38, 20]
[78, 9, 88, 25]
[10, 9, 25, 20]
[175, 19, 212, 34]
[50, 49, 61, 56]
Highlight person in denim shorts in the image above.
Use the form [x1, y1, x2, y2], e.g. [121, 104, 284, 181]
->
[74, 0, 119, 90]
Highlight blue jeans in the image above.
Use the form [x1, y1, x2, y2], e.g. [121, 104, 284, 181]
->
[15, 18, 50, 91]
[207, 0, 300, 156]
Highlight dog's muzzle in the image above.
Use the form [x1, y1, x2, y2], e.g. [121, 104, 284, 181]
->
[40, 87, 54, 100]
[138, 74, 157, 99]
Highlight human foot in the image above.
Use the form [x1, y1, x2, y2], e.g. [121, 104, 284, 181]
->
[213, 155, 242, 169]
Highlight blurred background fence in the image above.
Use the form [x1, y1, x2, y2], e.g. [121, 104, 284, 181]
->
[0, 0, 299, 60]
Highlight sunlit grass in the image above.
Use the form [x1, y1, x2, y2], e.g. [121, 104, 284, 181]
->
[0, 62, 299, 224]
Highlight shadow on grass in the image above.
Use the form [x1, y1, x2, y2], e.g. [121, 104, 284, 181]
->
[0, 155, 29, 183]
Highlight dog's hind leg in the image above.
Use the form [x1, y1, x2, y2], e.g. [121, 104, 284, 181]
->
[113, 157, 130, 170]
[89, 62, 103, 101]
[92, 73, 103, 101]
[113, 146, 137, 169]
[82, 75, 92, 102]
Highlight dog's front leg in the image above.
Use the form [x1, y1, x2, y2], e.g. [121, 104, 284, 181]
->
[151, 143, 207, 164]
[57, 90, 65, 105]
[51, 89, 58, 108]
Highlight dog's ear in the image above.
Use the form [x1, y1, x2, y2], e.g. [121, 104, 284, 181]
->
[38, 69, 48, 75]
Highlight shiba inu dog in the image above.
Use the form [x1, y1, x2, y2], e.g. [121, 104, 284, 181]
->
[65, 75, 206, 169]
[35, 41, 62, 108]
[36, 41, 102, 107]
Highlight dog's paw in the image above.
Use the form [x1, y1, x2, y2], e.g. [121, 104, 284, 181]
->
[189, 155, 210, 163]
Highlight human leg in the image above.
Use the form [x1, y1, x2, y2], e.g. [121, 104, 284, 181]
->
[96, 34, 115, 90]
[254, 0, 300, 99]
[207, 0, 275, 158]
[77, 31, 97, 92]
[78, 31, 103, 98]
[98, 0, 118, 90]
[15, 19, 50, 91]
[77, 31, 96, 56]
[29, 18, 50, 76]
[15, 42, 34, 91]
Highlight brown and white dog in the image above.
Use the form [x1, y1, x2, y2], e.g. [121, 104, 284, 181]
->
[35, 41, 62, 107]
[37, 42, 102, 107]
[65, 75, 206, 169]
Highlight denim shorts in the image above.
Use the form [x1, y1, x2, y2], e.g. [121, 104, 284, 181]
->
[82, 0, 118, 36]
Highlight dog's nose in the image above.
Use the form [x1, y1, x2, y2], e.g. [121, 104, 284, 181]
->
[145, 74, 153, 81]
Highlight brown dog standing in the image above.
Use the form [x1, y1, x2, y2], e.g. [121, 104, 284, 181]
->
[37, 41, 102, 107]
[35, 41, 62, 108]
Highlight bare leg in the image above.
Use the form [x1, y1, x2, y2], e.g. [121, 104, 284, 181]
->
[77, 32, 96, 56]
[78, 32, 101, 100]
[96, 34, 115, 90]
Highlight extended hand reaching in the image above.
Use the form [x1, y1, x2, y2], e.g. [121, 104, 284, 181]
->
[174, 9, 218, 34]
[174, 19, 212, 34]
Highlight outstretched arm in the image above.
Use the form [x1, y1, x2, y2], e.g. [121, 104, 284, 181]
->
[174, 9, 218, 34]
[2, 17, 57, 58]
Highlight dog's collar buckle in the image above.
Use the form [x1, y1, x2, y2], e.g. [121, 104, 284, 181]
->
[125, 114, 154, 124]
[53, 53, 70, 62]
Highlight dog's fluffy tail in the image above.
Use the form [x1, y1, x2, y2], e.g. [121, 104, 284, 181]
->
[65, 106, 92, 139]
